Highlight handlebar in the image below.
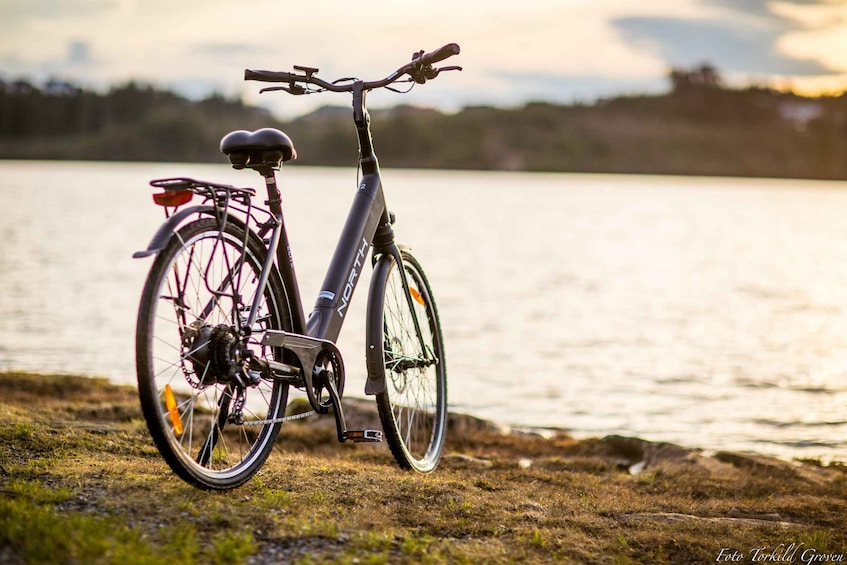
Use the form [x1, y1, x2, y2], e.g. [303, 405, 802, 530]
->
[244, 70, 299, 83]
[244, 43, 461, 94]
[418, 43, 460, 66]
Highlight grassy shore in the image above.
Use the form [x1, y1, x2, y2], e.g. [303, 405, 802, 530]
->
[0, 371, 845, 564]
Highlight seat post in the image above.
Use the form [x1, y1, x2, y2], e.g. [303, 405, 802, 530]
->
[258, 167, 283, 218]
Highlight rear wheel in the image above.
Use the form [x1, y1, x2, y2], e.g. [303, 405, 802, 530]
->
[372, 250, 447, 472]
[136, 218, 291, 490]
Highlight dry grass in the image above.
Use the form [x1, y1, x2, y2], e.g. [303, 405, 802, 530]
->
[1, 371, 845, 564]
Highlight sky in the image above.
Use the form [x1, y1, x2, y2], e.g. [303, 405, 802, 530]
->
[2, 0, 847, 118]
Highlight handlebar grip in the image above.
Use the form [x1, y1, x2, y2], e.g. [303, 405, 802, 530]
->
[244, 69, 298, 83]
[419, 43, 460, 66]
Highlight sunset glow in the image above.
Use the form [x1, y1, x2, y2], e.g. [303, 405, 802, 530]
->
[1, 0, 846, 116]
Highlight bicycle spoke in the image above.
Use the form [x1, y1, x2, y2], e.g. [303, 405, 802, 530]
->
[137, 219, 290, 489]
[375, 251, 446, 473]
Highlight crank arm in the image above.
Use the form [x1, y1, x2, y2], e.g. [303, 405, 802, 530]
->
[248, 355, 302, 384]
[315, 368, 382, 444]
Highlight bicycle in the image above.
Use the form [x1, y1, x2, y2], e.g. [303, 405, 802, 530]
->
[133, 44, 460, 490]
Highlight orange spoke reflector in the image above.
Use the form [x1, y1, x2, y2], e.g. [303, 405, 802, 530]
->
[153, 189, 193, 207]
[164, 384, 184, 436]
[409, 286, 425, 306]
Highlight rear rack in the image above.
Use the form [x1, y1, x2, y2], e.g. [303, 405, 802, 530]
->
[150, 177, 256, 197]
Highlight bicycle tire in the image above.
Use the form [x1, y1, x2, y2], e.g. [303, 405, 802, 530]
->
[136, 218, 292, 490]
[371, 249, 447, 472]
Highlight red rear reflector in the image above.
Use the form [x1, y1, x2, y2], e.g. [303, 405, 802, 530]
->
[153, 190, 193, 207]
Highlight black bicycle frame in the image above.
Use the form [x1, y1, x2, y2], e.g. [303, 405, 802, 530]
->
[256, 81, 392, 344]
[309, 82, 395, 341]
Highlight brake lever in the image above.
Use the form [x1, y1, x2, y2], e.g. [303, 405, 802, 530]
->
[259, 84, 307, 95]
[410, 63, 463, 84]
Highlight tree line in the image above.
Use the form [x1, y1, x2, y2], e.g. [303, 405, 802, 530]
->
[2, 67, 847, 180]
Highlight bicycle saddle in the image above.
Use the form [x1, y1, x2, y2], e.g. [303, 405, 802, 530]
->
[220, 128, 297, 170]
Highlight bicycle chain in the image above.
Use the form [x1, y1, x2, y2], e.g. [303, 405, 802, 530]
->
[241, 409, 317, 426]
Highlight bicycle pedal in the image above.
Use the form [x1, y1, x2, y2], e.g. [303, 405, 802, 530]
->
[345, 429, 383, 443]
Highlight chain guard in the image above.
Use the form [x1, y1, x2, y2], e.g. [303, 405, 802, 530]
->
[260, 330, 346, 414]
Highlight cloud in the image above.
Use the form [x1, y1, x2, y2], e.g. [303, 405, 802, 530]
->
[613, 16, 831, 75]
[190, 42, 264, 58]
[612, 0, 839, 78]
[3, 0, 846, 116]
[185, 42, 267, 73]
[706, 0, 832, 22]
[490, 71, 668, 104]
[0, 0, 118, 27]
[67, 41, 92, 66]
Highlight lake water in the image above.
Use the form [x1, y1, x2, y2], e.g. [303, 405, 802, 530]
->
[2, 160, 847, 462]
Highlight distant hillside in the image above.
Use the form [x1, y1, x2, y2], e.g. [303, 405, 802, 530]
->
[0, 80, 276, 162]
[2, 71, 847, 180]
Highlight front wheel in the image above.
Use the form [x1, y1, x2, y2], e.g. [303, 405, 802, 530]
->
[370, 249, 447, 472]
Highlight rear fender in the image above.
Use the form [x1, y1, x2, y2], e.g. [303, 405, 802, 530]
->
[132, 205, 218, 258]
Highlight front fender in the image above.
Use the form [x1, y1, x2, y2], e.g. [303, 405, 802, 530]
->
[132, 205, 217, 258]
[364, 251, 399, 395]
